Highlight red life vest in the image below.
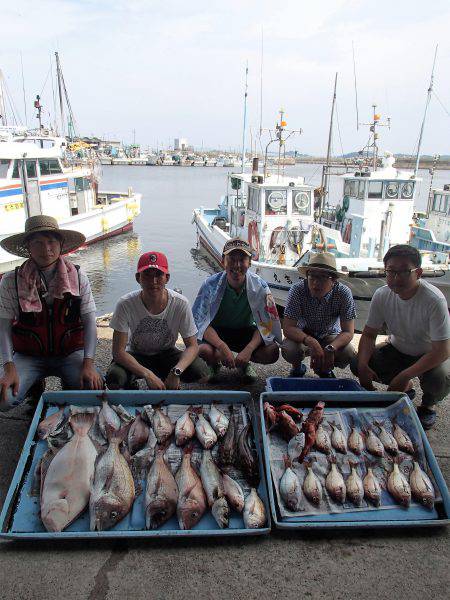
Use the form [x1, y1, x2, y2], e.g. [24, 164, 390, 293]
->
[11, 266, 85, 357]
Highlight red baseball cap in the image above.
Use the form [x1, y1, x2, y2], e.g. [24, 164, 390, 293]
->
[136, 251, 169, 275]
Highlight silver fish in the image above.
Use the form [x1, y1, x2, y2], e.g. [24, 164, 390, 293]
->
[365, 427, 384, 457]
[363, 465, 382, 506]
[374, 421, 399, 455]
[175, 445, 208, 529]
[279, 456, 302, 511]
[243, 488, 266, 529]
[330, 422, 347, 454]
[144, 406, 174, 445]
[194, 412, 218, 450]
[41, 412, 97, 532]
[47, 419, 74, 449]
[392, 421, 414, 454]
[98, 399, 121, 439]
[288, 432, 306, 461]
[387, 461, 411, 507]
[175, 409, 195, 447]
[325, 456, 346, 504]
[132, 428, 157, 480]
[208, 404, 229, 438]
[145, 445, 178, 529]
[410, 461, 435, 509]
[348, 427, 365, 455]
[222, 473, 245, 513]
[302, 462, 322, 506]
[90, 424, 135, 531]
[346, 462, 364, 506]
[127, 411, 150, 455]
[314, 425, 331, 455]
[112, 404, 134, 424]
[217, 406, 236, 468]
[37, 408, 66, 440]
[199, 450, 229, 528]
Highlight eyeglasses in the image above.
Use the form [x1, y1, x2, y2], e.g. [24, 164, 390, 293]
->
[384, 268, 419, 279]
[307, 272, 334, 283]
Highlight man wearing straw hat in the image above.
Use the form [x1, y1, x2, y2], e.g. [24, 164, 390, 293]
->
[0, 215, 103, 410]
[282, 252, 356, 377]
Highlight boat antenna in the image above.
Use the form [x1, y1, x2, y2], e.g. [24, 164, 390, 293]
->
[426, 154, 440, 217]
[259, 26, 264, 148]
[352, 41, 360, 131]
[359, 104, 390, 171]
[0, 70, 6, 126]
[241, 61, 249, 173]
[414, 45, 438, 177]
[320, 72, 338, 216]
[20, 52, 28, 127]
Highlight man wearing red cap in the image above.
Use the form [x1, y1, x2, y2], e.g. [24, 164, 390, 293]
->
[106, 251, 208, 390]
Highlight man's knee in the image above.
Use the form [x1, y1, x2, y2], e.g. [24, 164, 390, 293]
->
[421, 361, 450, 399]
[349, 355, 359, 377]
[182, 357, 210, 382]
[105, 362, 131, 390]
[335, 344, 357, 369]
[253, 343, 280, 365]
[281, 338, 305, 364]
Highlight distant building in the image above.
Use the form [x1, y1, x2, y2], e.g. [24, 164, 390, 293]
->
[174, 137, 188, 151]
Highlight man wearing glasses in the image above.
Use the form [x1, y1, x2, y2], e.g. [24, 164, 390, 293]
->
[353, 244, 450, 429]
[282, 252, 356, 378]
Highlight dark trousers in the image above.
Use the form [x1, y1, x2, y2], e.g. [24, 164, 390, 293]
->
[106, 348, 209, 389]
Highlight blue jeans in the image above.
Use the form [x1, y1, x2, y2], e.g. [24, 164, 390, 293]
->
[0, 350, 85, 410]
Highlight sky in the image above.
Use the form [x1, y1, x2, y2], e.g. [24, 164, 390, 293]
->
[1, 0, 449, 155]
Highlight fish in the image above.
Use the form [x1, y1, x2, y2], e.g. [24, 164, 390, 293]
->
[145, 444, 178, 529]
[132, 428, 158, 480]
[279, 456, 302, 511]
[237, 422, 260, 487]
[348, 424, 365, 456]
[314, 424, 331, 454]
[243, 488, 266, 529]
[144, 405, 174, 445]
[98, 399, 121, 439]
[302, 460, 323, 506]
[175, 445, 207, 529]
[127, 411, 150, 455]
[263, 402, 278, 430]
[192, 409, 217, 449]
[112, 404, 134, 424]
[365, 427, 384, 457]
[47, 419, 74, 449]
[392, 419, 414, 454]
[363, 465, 382, 507]
[199, 450, 229, 528]
[175, 408, 195, 447]
[217, 406, 236, 469]
[208, 403, 229, 438]
[410, 461, 435, 509]
[89, 423, 135, 531]
[288, 432, 306, 461]
[40, 412, 98, 532]
[222, 472, 245, 513]
[330, 422, 347, 454]
[37, 408, 66, 440]
[374, 420, 399, 455]
[387, 459, 411, 507]
[346, 461, 364, 506]
[305, 401, 325, 428]
[277, 410, 301, 442]
[325, 455, 346, 504]
[298, 421, 317, 463]
[274, 404, 303, 421]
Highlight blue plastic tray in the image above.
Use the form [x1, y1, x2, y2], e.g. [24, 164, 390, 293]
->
[260, 391, 450, 530]
[0, 390, 271, 540]
[266, 377, 363, 392]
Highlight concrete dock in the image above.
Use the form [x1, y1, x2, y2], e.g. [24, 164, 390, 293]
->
[0, 331, 448, 600]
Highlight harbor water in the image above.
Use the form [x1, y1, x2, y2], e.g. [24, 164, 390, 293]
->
[74, 164, 450, 315]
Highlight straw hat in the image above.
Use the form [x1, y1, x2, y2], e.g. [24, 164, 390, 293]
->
[297, 252, 343, 278]
[0, 215, 86, 258]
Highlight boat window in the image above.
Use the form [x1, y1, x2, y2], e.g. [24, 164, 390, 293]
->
[12, 161, 20, 179]
[432, 194, 441, 212]
[74, 177, 90, 192]
[358, 181, 366, 199]
[0, 159, 9, 178]
[248, 187, 260, 212]
[39, 159, 62, 175]
[344, 180, 358, 197]
[433, 193, 449, 213]
[11, 159, 37, 179]
[400, 182, 414, 199]
[385, 181, 399, 199]
[292, 190, 311, 215]
[368, 181, 383, 199]
[265, 189, 287, 215]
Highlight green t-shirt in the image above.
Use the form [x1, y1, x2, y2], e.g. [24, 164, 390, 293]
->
[211, 282, 255, 330]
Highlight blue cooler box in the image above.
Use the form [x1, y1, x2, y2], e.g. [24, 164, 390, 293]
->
[266, 377, 363, 392]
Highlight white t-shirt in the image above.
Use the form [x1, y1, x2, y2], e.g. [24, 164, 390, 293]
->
[110, 288, 197, 355]
[366, 280, 450, 356]
[0, 266, 96, 319]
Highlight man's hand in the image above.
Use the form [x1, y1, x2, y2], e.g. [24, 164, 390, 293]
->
[305, 337, 324, 372]
[321, 350, 335, 373]
[0, 362, 19, 404]
[144, 369, 166, 391]
[218, 343, 235, 369]
[388, 371, 412, 393]
[358, 364, 378, 391]
[235, 346, 253, 369]
[80, 360, 104, 390]
[165, 371, 181, 390]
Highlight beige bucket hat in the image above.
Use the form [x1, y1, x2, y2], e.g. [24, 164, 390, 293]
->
[0, 215, 86, 258]
[297, 252, 343, 278]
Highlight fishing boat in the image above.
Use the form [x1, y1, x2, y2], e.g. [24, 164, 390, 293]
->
[411, 184, 450, 258]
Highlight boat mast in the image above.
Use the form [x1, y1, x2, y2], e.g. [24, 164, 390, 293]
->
[0, 70, 7, 126]
[414, 45, 438, 177]
[320, 72, 338, 215]
[241, 62, 249, 173]
[55, 52, 65, 137]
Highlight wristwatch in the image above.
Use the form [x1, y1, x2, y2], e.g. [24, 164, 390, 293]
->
[171, 367, 183, 377]
[324, 344, 335, 353]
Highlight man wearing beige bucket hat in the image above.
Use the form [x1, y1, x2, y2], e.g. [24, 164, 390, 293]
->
[282, 252, 356, 377]
[0, 215, 103, 410]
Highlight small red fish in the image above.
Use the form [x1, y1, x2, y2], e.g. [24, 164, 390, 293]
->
[275, 404, 303, 421]
[299, 420, 317, 463]
[277, 410, 301, 442]
[263, 402, 278, 429]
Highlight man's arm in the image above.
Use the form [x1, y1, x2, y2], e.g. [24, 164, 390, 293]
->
[235, 328, 263, 368]
[0, 318, 18, 403]
[283, 316, 324, 369]
[388, 339, 450, 392]
[112, 330, 165, 390]
[331, 319, 355, 350]
[203, 325, 235, 368]
[165, 335, 199, 389]
[357, 325, 380, 390]
[79, 312, 103, 390]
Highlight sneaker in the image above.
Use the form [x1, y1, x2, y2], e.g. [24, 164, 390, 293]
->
[207, 364, 222, 383]
[288, 364, 307, 378]
[417, 406, 437, 430]
[242, 363, 257, 384]
[317, 370, 336, 379]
